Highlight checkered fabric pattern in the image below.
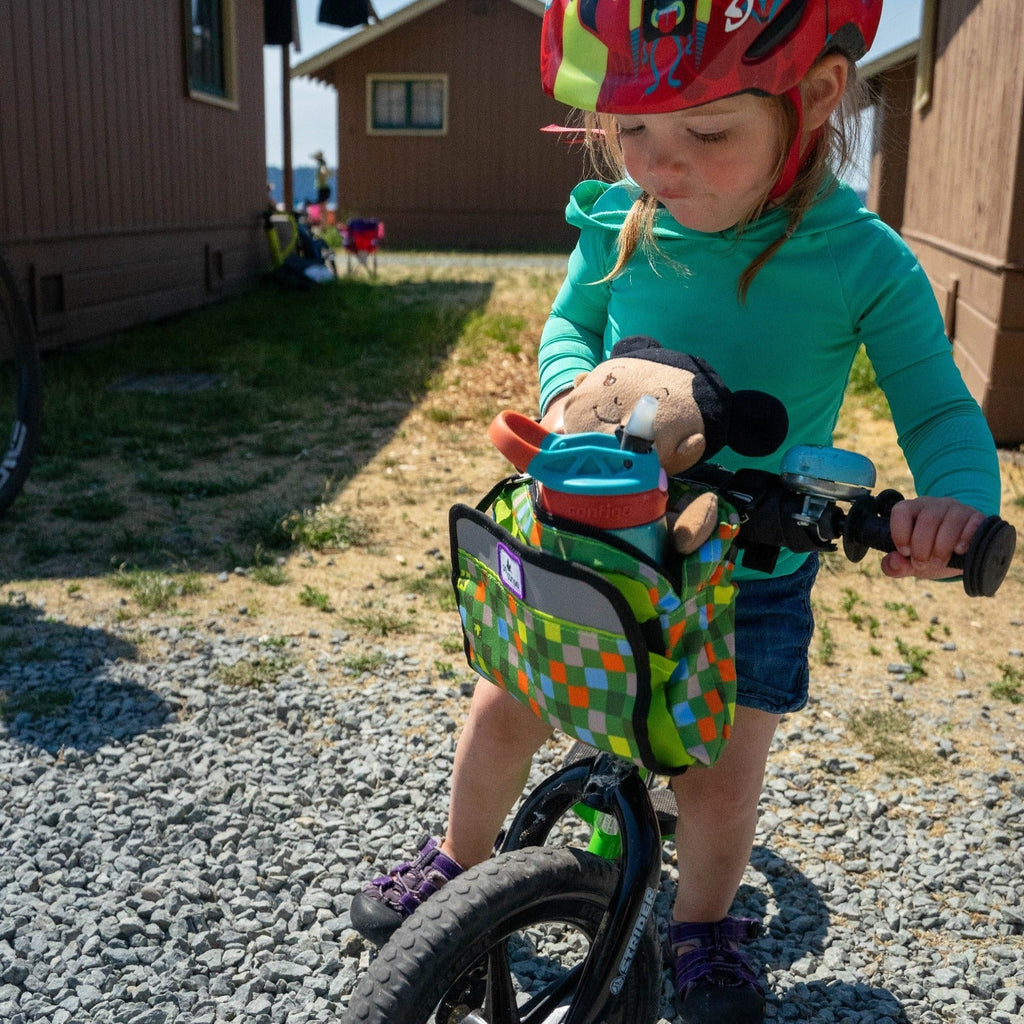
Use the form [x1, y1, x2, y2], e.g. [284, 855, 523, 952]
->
[457, 549, 644, 760]
[451, 478, 741, 773]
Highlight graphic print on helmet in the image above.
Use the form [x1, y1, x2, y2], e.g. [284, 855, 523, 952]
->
[540, 0, 882, 115]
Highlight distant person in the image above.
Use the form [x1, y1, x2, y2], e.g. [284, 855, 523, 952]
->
[312, 151, 331, 205]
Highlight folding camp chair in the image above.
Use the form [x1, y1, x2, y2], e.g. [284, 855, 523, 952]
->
[342, 218, 385, 276]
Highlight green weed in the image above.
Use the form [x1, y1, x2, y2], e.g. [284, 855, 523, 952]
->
[397, 564, 455, 609]
[238, 500, 298, 552]
[841, 587, 882, 637]
[250, 562, 288, 586]
[848, 706, 941, 776]
[216, 654, 294, 689]
[817, 622, 836, 664]
[885, 601, 919, 621]
[51, 491, 127, 522]
[425, 407, 457, 424]
[285, 507, 370, 551]
[298, 585, 333, 612]
[894, 637, 930, 681]
[439, 634, 464, 655]
[108, 567, 206, 613]
[342, 650, 391, 674]
[989, 663, 1023, 704]
[924, 621, 951, 643]
[344, 604, 415, 637]
[136, 472, 275, 499]
[845, 346, 891, 418]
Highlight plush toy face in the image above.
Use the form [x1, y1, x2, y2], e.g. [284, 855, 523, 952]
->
[561, 356, 710, 475]
[558, 335, 789, 476]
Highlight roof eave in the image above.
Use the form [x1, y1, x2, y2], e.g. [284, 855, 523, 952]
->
[859, 39, 920, 80]
[291, 0, 545, 81]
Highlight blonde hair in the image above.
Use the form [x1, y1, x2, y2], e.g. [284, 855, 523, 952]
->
[583, 59, 865, 301]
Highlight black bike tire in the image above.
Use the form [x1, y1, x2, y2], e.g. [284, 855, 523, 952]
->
[0, 254, 42, 516]
[346, 846, 662, 1024]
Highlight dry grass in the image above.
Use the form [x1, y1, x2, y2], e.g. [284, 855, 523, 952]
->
[2, 252, 1022, 787]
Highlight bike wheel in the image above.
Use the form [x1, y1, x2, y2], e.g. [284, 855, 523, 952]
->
[346, 846, 662, 1024]
[0, 255, 41, 515]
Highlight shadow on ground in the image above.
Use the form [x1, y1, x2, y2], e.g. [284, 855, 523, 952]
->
[0, 273, 495, 582]
[0, 597, 174, 755]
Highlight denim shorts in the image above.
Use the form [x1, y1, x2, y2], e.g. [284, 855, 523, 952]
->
[733, 553, 818, 715]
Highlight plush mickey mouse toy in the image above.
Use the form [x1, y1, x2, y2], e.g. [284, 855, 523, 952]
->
[559, 336, 789, 554]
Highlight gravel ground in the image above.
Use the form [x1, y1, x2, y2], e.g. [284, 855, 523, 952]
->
[2, 608, 1022, 1024]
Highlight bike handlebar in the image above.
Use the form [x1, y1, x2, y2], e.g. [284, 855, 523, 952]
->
[680, 462, 1016, 598]
[841, 488, 1016, 598]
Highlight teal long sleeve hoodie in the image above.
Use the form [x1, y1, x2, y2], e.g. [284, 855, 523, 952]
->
[538, 178, 1001, 579]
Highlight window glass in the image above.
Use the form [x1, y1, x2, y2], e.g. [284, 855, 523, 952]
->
[369, 77, 446, 133]
[186, 0, 230, 99]
[373, 81, 409, 129]
[409, 81, 444, 129]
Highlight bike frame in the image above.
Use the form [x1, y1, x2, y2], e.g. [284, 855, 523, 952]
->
[497, 753, 665, 1024]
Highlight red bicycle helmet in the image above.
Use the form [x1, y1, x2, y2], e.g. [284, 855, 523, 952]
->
[542, 0, 881, 113]
[541, 0, 882, 197]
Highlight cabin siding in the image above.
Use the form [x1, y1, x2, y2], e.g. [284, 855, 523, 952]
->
[866, 0, 1024, 443]
[304, 0, 586, 248]
[0, 0, 268, 351]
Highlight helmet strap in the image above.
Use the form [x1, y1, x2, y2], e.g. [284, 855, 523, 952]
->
[768, 85, 812, 202]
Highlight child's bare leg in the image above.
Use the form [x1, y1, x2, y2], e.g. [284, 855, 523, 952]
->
[440, 683, 553, 868]
[669, 706, 780, 924]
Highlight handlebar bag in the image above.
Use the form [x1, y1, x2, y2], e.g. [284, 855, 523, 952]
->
[449, 476, 741, 775]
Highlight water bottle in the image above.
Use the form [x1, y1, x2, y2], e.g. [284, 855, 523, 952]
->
[488, 397, 669, 562]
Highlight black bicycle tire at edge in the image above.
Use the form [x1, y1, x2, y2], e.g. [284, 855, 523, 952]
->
[0, 253, 41, 516]
[345, 846, 661, 1024]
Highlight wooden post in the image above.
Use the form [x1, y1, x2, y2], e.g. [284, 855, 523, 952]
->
[282, 44, 293, 211]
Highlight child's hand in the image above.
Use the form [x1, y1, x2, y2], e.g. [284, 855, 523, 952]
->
[539, 391, 572, 433]
[881, 496, 988, 580]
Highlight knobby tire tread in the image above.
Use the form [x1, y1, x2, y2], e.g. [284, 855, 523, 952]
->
[345, 846, 661, 1024]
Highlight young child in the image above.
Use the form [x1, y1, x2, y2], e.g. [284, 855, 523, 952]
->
[351, 3, 1002, 1021]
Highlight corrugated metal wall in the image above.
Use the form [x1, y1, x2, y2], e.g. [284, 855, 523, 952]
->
[0, 0, 268, 350]
[317, 0, 587, 248]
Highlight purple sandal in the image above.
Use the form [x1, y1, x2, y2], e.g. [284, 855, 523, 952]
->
[671, 916, 765, 1024]
[350, 837, 464, 946]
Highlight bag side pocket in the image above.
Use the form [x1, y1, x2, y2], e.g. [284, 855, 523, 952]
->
[450, 504, 668, 770]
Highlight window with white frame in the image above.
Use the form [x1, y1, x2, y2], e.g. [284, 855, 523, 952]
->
[368, 75, 447, 135]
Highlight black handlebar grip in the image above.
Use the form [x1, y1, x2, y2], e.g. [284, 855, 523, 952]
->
[843, 494, 895, 563]
[960, 516, 1017, 597]
[843, 496, 1016, 597]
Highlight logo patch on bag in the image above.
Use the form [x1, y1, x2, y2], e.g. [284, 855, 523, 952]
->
[496, 542, 525, 599]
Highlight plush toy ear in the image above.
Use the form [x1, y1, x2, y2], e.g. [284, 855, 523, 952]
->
[727, 391, 789, 457]
[573, 371, 590, 387]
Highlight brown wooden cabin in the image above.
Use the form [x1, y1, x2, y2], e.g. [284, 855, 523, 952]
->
[0, 0, 269, 354]
[863, 0, 1024, 445]
[291, 0, 587, 249]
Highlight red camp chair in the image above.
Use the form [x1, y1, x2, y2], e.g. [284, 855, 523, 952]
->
[342, 218, 385, 276]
